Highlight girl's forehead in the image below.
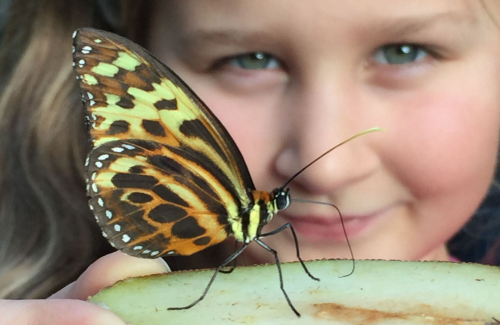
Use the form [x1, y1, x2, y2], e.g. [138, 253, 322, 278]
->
[150, 0, 499, 52]
[152, 0, 498, 35]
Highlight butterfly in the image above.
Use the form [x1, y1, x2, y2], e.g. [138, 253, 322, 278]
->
[73, 27, 376, 317]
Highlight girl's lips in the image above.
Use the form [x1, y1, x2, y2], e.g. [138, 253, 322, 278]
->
[279, 208, 389, 243]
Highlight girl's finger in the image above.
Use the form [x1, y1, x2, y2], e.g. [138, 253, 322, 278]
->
[50, 250, 170, 300]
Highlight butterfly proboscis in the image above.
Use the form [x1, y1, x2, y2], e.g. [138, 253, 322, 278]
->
[72, 27, 382, 317]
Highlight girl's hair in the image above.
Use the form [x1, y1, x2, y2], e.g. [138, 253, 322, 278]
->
[0, 0, 498, 299]
[0, 0, 148, 299]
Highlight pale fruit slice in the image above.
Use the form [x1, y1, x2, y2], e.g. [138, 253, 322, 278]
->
[89, 259, 500, 325]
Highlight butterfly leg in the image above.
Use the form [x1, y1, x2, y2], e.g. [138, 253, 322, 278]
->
[219, 240, 239, 274]
[254, 238, 301, 317]
[288, 200, 356, 277]
[259, 223, 320, 281]
[168, 243, 249, 311]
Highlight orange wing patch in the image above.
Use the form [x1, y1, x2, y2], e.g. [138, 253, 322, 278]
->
[86, 139, 230, 256]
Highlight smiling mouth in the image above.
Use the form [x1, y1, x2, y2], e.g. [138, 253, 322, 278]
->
[279, 205, 393, 243]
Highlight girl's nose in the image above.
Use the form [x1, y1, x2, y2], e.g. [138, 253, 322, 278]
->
[274, 70, 381, 194]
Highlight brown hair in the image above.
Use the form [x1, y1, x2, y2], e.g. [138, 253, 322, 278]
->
[0, 0, 146, 299]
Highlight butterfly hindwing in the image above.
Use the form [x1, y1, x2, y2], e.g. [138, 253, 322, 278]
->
[86, 139, 231, 257]
[73, 28, 255, 257]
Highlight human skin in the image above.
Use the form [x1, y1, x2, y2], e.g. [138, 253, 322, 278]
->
[147, 0, 500, 263]
[3, 0, 500, 324]
[0, 251, 169, 325]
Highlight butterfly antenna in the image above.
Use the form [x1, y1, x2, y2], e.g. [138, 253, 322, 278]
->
[291, 198, 355, 277]
[279, 127, 383, 190]
[279, 128, 383, 276]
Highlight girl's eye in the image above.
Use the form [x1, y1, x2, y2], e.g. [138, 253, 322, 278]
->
[373, 44, 429, 65]
[227, 52, 280, 70]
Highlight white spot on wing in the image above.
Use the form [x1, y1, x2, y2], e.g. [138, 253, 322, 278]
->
[105, 210, 113, 219]
[102, 231, 108, 238]
[87, 92, 94, 99]
[91, 183, 98, 193]
[142, 250, 151, 254]
[94, 39, 102, 43]
[95, 161, 103, 168]
[122, 144, 135, 150]
[112, 147, 125, 153]
[114, 224, 121, 232]
[133, 245, 143, 250]
[122, 234, 131, 243]
[81, 46, 92, 54]
[151, 251, 160, 256]
[72, 30, 77, 38]
[98, 197, 104, 207]
[97, 154, 109, 161]
[166, 250, 175, 255]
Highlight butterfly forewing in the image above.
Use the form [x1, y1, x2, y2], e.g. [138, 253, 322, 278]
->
[74, 28, 256, 257]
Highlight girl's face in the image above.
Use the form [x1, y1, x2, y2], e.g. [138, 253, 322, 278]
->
[149, 0, 500, 263]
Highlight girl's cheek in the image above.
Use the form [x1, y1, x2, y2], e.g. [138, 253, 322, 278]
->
[384, 86, 499, 202]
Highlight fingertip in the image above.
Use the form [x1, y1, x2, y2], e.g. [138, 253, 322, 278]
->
[104, 250, 171, 275]
[155, 255, 172, 272]
[56, 251, 170, 300]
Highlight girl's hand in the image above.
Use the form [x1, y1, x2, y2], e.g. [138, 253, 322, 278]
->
[0, 251, 170, 325]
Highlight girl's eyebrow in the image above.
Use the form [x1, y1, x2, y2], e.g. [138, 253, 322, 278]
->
[371, 10, 477, 37]
[179, 29, 279, 50]
[187, 29, 262, 45]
